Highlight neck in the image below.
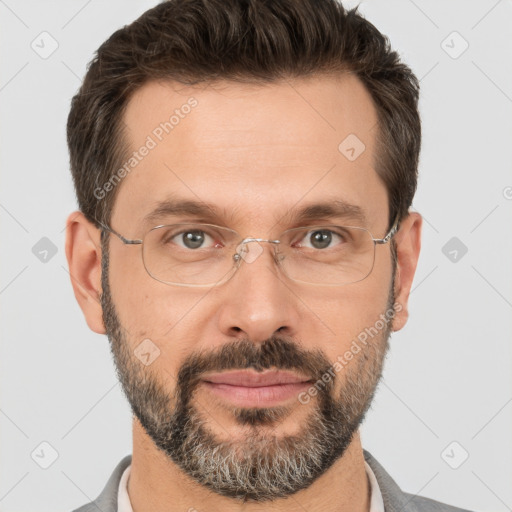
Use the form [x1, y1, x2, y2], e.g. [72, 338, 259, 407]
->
[127, 419, 370, 512]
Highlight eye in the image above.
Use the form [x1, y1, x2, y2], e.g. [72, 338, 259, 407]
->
[166, 228, 221, 250]
[295, 228, 348, 250]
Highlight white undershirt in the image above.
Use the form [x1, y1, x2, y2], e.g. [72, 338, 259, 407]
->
[117, 460, 385, 512]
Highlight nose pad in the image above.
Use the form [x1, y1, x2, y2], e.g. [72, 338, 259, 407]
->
[235, 240, 264, 264]
[233, 239, 282, 266]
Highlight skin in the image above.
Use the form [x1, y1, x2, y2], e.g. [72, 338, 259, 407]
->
[66, 73, 422, 512]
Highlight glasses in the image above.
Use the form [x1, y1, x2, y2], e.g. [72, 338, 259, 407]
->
[97, 217, 399, 287]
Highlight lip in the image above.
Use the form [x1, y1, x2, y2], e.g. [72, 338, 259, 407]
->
[200, 370, 313, 407]
[202, 369, 312, 387]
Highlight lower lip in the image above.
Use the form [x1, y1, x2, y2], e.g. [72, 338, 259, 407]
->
[201, 381, 312, 407]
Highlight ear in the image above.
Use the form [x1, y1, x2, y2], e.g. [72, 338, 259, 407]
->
[391, 211, 422, 332]
[65, 211, 106, 334]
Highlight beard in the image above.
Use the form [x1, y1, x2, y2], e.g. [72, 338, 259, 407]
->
[99, 232, 395, 503]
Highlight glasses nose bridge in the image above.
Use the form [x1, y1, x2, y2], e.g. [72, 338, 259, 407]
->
[240, 237, 281, 246]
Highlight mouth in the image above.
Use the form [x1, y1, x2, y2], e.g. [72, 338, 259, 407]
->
[201, 369, 313, 407]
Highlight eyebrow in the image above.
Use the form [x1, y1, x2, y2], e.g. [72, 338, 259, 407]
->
[141, 196, 368, 229]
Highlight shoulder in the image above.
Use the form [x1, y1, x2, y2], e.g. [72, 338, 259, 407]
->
[404, 492, 476, 512]
[71, 455, 132, 512]
[363, 449, 477, 512]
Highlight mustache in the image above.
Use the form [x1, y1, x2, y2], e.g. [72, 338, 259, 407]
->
[173, 334, 333, 397]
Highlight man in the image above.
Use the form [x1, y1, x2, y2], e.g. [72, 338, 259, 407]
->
[64, 0, 475, 511]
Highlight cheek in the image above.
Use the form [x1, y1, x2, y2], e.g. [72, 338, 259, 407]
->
[107, 253, 213, 373]
[302, 253, 392, 363]
[107, 245, 198, 340]
[113, 285, 209, 345]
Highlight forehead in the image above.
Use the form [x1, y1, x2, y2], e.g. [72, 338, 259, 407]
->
[112, 74, 387, 234]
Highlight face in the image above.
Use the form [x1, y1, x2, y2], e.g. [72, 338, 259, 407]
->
[67, 73, 421, 502]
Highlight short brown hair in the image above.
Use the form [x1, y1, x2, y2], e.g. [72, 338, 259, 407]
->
[67, 0, 421, 231]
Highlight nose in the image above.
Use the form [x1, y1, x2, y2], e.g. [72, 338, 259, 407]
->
[216, 240, 301, 344]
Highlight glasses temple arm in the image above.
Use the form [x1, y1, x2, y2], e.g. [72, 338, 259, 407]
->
[374, 214, 400, 244]
[95, 219, 143, 245]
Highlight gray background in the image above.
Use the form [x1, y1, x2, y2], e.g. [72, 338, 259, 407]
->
[1, 1, 511, 511]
